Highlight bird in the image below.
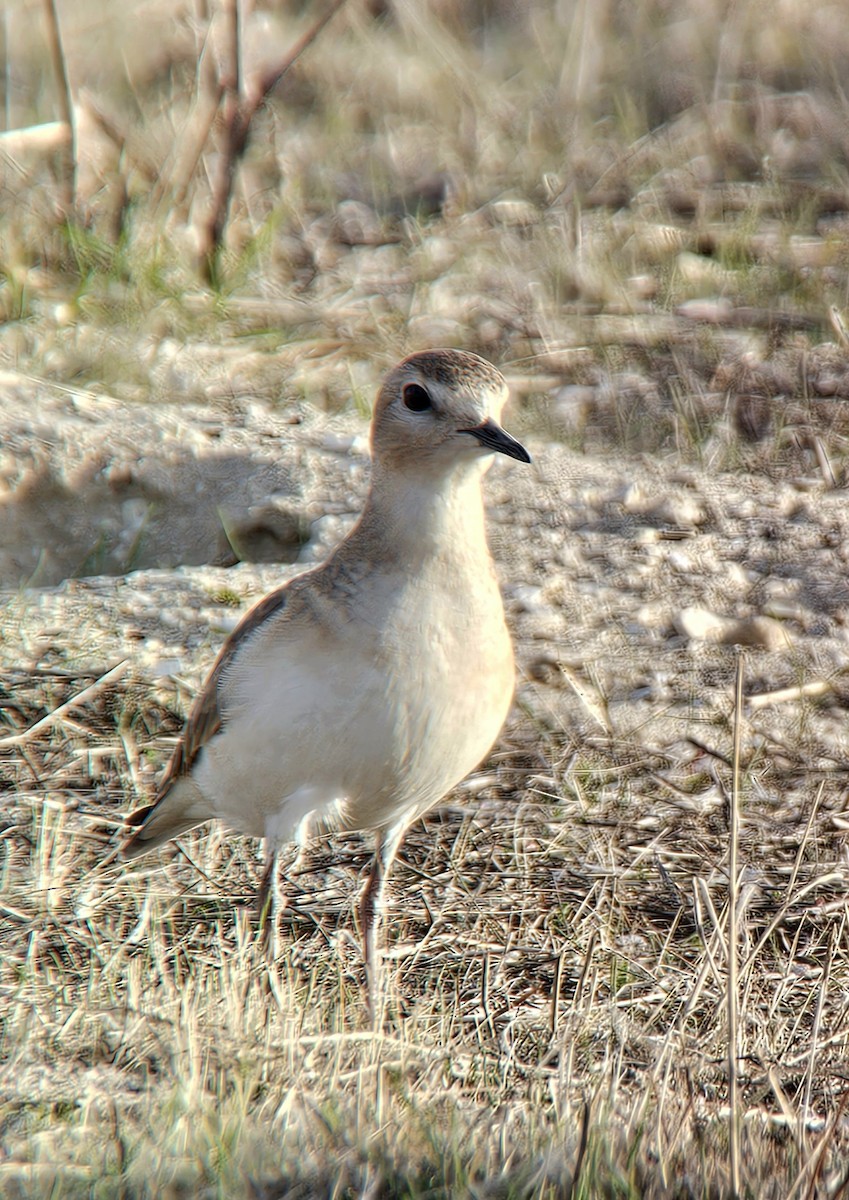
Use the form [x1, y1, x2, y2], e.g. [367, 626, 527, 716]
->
[123, 348, 531, 1008]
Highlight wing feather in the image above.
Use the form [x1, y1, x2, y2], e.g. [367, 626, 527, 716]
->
[122, 585, 289, 847]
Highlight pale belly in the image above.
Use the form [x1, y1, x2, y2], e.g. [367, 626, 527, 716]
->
[192, 599, 514, 844]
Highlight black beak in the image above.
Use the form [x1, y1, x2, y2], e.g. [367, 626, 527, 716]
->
[460, 418, 531, 463]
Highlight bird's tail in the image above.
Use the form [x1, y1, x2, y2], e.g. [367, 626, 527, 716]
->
[122, 776, 209, 859]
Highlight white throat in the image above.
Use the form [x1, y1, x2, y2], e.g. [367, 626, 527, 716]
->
[362, 455, 491, 564]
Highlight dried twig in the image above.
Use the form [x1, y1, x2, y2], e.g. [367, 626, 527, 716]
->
[747, 679, 832, 711]
[0, 120, 72, 159]
[0, 661, 130, 750]
[198, 0, 350, 279]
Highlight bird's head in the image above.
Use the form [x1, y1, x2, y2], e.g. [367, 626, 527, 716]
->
[370, 349, 530, 475]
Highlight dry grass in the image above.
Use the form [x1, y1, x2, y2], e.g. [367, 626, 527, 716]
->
[2, 660, 849, 1197]
[3, 0, 849, 422]
[4, 0, 849, 1195]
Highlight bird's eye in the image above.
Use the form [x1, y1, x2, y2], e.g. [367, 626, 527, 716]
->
[402, 383, 433, 413]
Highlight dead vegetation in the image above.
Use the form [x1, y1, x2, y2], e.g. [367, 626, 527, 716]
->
[3, 0, 849, 421]
[3, 0, 849, 1195]
[2, 659, 849, 1197]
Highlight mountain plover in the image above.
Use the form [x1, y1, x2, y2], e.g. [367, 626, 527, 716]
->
[123, 348, 530, 1003]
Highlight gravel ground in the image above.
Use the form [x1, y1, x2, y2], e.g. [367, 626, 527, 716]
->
[4, 371, 849, 819]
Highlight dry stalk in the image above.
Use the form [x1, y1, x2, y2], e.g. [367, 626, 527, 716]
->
[801, 923, 835, 1143]
[739, 871, 844, 988]
[727, 652, 744, 1199]
[559, 929, 597, 1103]
[41, 0, 75, 214]
[825, 1099, 849, 1200]
[692, 877, 726, 985]
[150, 10, 223, 212]
[787, 782, 826, 914]
[810, 435, 837, 489]
[766, 1064, 804, 1155]
[569, 1101, 591, 1199]
[829, 305, 849, 348]
[788, 1089, 849, 1200]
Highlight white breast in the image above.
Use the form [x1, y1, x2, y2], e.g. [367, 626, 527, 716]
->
[192, 558, 514, 845]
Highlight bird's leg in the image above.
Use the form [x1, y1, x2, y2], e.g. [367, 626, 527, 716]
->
[359, 826, 404, 1022]
[359, 843, 384, 1013]
[257, 843, 280, 960]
